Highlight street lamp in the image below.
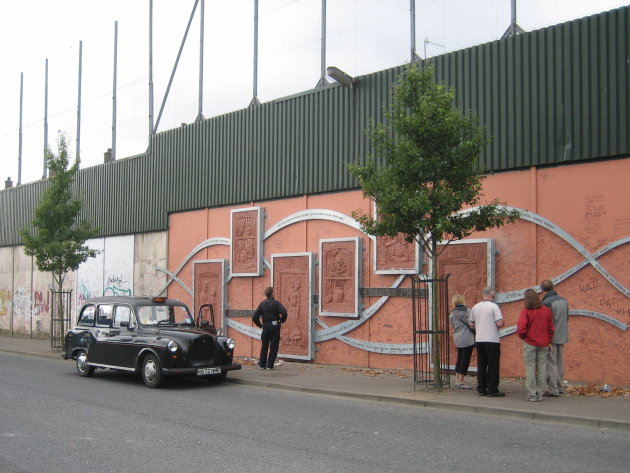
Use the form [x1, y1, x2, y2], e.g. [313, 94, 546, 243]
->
[326, 66, 360, 88]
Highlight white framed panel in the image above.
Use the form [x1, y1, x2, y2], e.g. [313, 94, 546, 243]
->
[441, 238, 496, 288]
[192, 259, 228, 332]
[230, 206, 264, 276]
[372, 205, 422, 274]
[271, 252, 315, 361]
[319, 237, 362, 318]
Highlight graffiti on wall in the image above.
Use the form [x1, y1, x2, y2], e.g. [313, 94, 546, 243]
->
[33, 290, 50, 317]
[103, 274, 132, 296]
[0, 289, 10, 315]
[32, 290, 51, 335]
[77, 280, 96, 308]
[136, 271, 167, 297]
[12, 287, 31, 318]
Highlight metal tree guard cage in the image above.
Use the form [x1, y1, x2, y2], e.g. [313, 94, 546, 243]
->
[50, 290, 72, 350]
[411, 274, 450, 389]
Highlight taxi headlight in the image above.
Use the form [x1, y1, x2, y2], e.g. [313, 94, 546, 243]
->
[226, 338, 236, 350]
[168, 340, 180, 353]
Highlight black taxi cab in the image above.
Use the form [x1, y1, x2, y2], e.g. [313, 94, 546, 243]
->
[62, 296, 240, 388]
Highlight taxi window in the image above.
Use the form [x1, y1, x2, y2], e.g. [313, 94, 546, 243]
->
[113, 305, 135, 328]
[96, 305, 113, 327]
[138, 305, 172, 325]
[137, 305, 191, 325]
[78, 305, 96, 326]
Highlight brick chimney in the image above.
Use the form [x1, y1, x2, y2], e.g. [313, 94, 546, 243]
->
[4, 177, 13, 189]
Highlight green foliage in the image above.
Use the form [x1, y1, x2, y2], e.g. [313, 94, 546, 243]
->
[349, 64, 519, 259]
[20, 134, 100, 289]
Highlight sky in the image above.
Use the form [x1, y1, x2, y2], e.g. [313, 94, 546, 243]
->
[1, 0, 627, 186]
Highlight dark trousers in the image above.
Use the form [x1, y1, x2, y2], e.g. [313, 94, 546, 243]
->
[454, 345, 474, 375]
[475, 342, 501, 394]
[259, 323, 281, 368]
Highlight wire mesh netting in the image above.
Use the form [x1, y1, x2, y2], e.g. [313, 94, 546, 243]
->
[1, 0, 627, 184]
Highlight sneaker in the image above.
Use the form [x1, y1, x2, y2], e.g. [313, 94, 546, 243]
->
[487, 391, 506, 397]
[478, 391, 487, 396]
[258, 364, 266, 370]
[456, 383, 472, 390]
[266, 367, 274, 370]
[543, 392, 559, 398]
[526, 397, 540, 402]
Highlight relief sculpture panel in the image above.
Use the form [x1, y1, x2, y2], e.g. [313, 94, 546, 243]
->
[375, 233, 419, 274]
[438, 240, 494, 371]
[373, 205, 420, 274]
[193, 260, 226, 330]
[437, 240, 494, 309]
[231, 207, 262, 276]
[319, 237, 362, 318]
[272, 253, 314, 360]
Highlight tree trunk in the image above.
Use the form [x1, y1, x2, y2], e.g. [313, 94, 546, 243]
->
[55, 275, 65, 352]
[430, 238, 442, 387]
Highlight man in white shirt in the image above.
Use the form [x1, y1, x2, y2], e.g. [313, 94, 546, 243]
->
[469, 287, 505, 397]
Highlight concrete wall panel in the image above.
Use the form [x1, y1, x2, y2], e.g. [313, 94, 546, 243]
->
[103, 235, 134, 297]
[11, 247, 32, 337]
[0, 247, 14, 334]
[31, 266, 52, 339]
[76, 239, 105, 308]
[134, 231, 168, 297]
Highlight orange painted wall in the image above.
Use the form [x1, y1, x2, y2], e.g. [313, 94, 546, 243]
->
[167, 158, 630, 384]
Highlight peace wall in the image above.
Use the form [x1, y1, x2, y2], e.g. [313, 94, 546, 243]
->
[0, 231, 167, 336]
[1, 159, 627, 384]
[164, 158, 630, 385]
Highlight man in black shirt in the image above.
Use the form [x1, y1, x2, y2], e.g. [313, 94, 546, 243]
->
[252, 286, 288, 370]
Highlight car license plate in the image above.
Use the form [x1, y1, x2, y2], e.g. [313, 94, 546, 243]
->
[197, 367, 221, 376]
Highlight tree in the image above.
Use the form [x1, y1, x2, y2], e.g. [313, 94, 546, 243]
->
[349, 65, 519, 386]
[20, 134, 100, 347]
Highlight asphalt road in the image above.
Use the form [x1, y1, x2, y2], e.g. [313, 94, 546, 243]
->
[0, 353, 628, 473]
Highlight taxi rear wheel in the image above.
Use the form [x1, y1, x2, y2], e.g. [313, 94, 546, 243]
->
[141, 354, 163, 388]
[76, 351, 95, 377]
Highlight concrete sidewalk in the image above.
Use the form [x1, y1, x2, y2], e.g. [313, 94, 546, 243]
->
[2, 335, 628, 432]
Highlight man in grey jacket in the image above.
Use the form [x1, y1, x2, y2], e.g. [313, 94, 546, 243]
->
[540, 280, 569, 396]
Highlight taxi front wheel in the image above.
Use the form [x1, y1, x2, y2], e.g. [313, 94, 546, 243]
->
[76, 351, 95, 377]
[141, 354, 163, 388]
